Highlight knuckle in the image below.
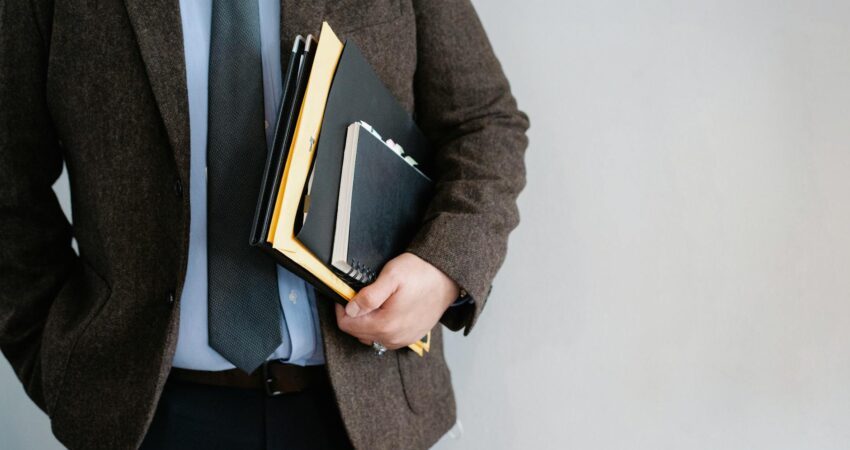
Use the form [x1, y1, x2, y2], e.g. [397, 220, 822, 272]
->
[384, 266, 403, 283]
[374, 326, 388, 340]
[377, 320, 396, 337]
[388, 338, 406, 350]
[382, 320, 404, 341]
[337, 317, 352, 332]
[361, 290, 380, 309]
[359, 323, 377, 337]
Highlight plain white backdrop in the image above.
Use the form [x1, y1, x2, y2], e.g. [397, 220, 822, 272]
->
[3, 1, 850, 449]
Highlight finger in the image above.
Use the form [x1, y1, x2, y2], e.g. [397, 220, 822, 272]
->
[384, 342, 405, 351]
[352, 296, 413, 347]
[346, 271, 399, 318]
[357, 338, 371, 346]
[336, 304, 371, 341]
[366, 292, 432, 350]
[374, 316, 418, 351]
[337, 303, 383, 341]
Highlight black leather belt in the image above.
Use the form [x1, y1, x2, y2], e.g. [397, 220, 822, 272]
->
[169, 361, 327, 396]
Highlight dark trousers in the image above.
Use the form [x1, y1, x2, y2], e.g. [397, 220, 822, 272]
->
[139, 369, 353, 450]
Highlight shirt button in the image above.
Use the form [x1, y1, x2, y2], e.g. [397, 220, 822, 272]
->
[166, 291, 176, 306]
[173, 178, 183, 197]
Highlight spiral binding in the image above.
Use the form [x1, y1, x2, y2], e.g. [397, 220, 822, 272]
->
[344, 259, 377, 286]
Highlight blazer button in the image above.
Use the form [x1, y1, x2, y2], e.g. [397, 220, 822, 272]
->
[173, 178, 183, 197]
[166, 291, 176, 306]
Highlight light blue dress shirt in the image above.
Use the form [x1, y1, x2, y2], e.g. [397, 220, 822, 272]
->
[172, 0, 324, 370]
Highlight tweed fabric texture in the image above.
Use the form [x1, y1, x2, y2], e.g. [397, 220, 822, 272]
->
[0, 0, 529, 449]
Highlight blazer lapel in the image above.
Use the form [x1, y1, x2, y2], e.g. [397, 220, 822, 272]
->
[120, 0, 330, 188]
[123, 0, 190, 182]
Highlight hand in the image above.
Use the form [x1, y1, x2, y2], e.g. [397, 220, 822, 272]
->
[335, 252, 460, 350]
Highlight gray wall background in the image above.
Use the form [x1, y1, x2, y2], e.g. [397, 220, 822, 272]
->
[3, 0, 850, 448]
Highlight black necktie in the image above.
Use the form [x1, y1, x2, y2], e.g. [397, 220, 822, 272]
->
[207, 0, 282, 373]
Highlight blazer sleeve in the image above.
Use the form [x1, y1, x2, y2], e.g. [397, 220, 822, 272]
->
[0, 0, 76, 412]
[406, 0, 530, 335]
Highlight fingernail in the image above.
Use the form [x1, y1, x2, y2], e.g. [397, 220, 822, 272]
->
[345, 302, 360, 318]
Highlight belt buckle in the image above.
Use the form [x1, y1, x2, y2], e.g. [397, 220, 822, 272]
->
[262, 360, 283, 397]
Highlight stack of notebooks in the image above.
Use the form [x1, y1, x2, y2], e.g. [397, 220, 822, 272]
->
[249, 23, 433, 355]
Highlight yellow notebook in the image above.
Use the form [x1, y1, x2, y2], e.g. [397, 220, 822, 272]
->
[266, 22, 426, 356]
[269, 22, 353, 301]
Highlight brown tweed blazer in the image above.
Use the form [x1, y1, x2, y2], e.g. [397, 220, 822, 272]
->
[0, 0, 529, 448]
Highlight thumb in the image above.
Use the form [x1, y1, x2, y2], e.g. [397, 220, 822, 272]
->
[346, 273, 399, 318]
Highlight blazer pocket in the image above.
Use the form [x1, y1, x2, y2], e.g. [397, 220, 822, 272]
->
[395, 326, 453, 415]
[324, 0, 405, 34]
[40, 256, 112, 414]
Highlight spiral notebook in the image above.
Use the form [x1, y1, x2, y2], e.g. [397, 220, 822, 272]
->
[331, 121, 433, 286]
[296, 39, 433, 268]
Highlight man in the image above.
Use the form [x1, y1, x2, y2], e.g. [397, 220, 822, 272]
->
[0, 0, 528, 448]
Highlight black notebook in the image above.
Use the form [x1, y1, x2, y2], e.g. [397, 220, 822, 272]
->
[250, 34, 315, 247]
[331, 121, 433, 285]
[296, 41, 433, 266]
